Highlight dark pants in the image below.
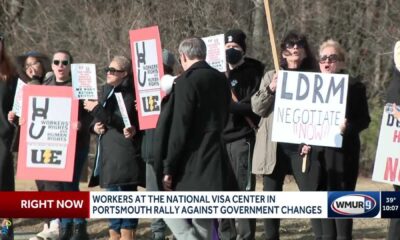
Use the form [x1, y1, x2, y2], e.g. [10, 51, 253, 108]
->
[219, 137, 256, 240]
[146, 163, 167, 238]
[262, 143, 320, 240]
[388, 185, 400, 240]
[108, 184, 138, 231]
[36, 147, 89, 228]
[312, 145, 359, 240]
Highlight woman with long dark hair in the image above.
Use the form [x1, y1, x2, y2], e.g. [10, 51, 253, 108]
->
[251, 31, 320, 240]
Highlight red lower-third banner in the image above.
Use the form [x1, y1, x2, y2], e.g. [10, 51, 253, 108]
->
[0, 192, 90, 218]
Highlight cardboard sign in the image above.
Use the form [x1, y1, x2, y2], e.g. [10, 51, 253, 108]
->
[372, 104, 400, 185]
[71, 63, 98, 99]
[115, 92, 131, 128]
[16, 85, 79, 182]
[271, 71, 349, 147]
[129, 26, 164, 130]
[11, 78, 26, 117]
[202, 34, 226, 72]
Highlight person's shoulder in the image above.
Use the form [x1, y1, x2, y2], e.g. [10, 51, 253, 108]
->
[244, 57, 265, 72]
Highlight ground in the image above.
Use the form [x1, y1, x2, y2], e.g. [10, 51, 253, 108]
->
[13, 176, 394, 240]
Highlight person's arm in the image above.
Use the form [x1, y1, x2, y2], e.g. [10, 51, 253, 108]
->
[251, 70, 276, 117]
[163, 78, 195, 178]
[344, 83, 371, 135]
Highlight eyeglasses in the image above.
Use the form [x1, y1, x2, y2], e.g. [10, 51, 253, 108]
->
[25, 61, 41, 69]
[104, 67, 125, 74]
[53, 60, 69, 66]
[319, 54, 340, 63]
[285, 40, 305, 49]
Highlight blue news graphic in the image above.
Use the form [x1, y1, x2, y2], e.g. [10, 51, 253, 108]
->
[381, 191, 400, 218]
[328, 192, 380, 218]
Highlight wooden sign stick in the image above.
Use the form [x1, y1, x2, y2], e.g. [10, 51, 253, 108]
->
[263, 0, 280, 73]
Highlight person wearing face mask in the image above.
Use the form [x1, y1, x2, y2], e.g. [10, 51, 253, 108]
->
[311, 39, 370, 240]
[218, 29, 264, 240]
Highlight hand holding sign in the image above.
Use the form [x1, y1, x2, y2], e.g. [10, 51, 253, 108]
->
[83, 100, 98, 112]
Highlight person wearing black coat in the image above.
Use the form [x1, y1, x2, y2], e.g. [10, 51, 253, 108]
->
[39, 50, 92, 240]
[154, 37, 231, 239]
[313, 39, 370, 240]
[85, 55, 143, 240]
[219, 29, 264, 240]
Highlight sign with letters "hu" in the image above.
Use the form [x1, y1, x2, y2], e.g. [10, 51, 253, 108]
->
[16, 85, 79, 182]
[129, 26, 164, 130]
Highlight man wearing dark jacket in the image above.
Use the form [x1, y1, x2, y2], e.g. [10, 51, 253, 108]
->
[156, 37, 231, 239]
[220, 29, 264, 240]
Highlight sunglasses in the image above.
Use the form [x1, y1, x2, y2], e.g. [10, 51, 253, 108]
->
[25, 61, 41, 69]
[285, 40, 305, 49]
[53, 60, 69, 66]
[319, 54, 340, 63]
[104, 67, 125, 74]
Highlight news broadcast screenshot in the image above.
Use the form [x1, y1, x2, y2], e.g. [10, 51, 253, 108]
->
[1, 1, 400, 239]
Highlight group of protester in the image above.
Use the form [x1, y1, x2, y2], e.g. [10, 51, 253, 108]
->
[0, 27, 399, 240]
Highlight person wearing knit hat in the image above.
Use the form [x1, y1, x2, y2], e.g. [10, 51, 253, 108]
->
[219, 29, 265, 240]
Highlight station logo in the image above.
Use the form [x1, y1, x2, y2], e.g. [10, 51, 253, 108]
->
[328, 192, 380, 218]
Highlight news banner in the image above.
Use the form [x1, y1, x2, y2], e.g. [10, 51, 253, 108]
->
[0, 192, 399, 218]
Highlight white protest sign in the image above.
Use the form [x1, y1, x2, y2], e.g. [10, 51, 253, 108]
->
[11, 78, 26, 117]
[271, 71, 348, 147]
[115, 92, 131, 128]
[202, 34, 226, 72]
[372, 104, 400, 185]
[71, 63, 98, 99]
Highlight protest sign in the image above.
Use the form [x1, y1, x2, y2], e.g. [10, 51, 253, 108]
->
[16, 85, 79, 182]
[71, 63, 98, 99]
[372, 104, 400, 185]
[115, 92, 131, 128]
[202, 34, 226, 72]
[271, 71, 348, 147]
[129, 26, 164, 130]
[11, 78, 26, 117]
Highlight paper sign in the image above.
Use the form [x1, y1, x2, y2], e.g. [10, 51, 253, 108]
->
[271, 71, 349, 147]
[372, 104, 400, 185]
[11, 78, 27, 117]
[202, 34, 226, 72]
[16, 85, 79, 182]
[71, 63, 98, 99]
[115, 92, 131, 128]
[129, 26, 164, 130]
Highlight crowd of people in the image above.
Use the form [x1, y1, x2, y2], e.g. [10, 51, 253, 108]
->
[0, 27, 399, 240]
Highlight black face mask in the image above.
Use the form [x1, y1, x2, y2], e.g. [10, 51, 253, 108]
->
[226, 48, 243, 65]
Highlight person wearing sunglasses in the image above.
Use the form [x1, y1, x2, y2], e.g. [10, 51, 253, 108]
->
[0, 32, 17, 240]
[39, 50, 92, 240]
[311, 39, 370, 240]
[383, 41, 400, 240]
[84, 56, 143, 240]
[251, 31, 321, 240]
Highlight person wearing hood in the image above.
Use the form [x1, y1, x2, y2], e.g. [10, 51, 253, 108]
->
[84, 55, 144, 240]
[312, 39, 370, 240]
[219, 29, 264, 240]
